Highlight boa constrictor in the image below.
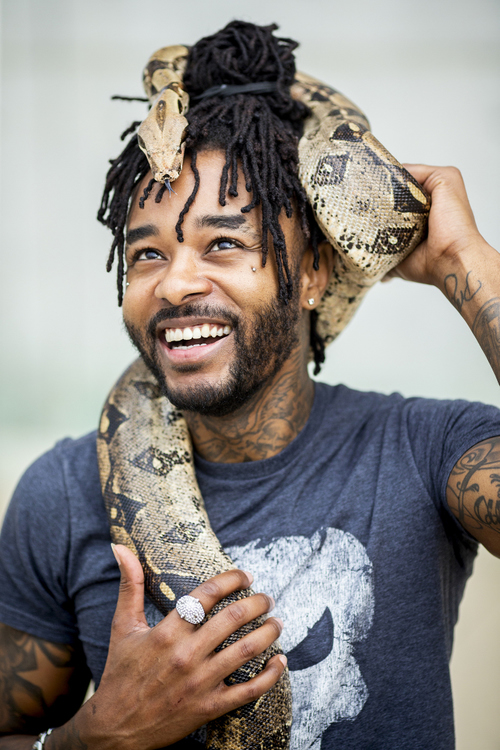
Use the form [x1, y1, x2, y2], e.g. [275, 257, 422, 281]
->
[98, 45, 431, 748]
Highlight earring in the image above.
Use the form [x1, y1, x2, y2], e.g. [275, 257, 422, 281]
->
[126, 282, 130, 287]
[308, 298, 314, 305]
[251, 267, 257, 272]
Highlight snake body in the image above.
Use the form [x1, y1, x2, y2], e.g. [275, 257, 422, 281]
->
[98, 46, 431, 747]
[97, 359, 292, 749]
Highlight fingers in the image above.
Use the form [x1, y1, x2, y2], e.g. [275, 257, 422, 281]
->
[200, 593, 276, 653]
[167, 569, 255, 630]
[215, 653, 288, 715]
[402, 163, 469, 203]
[210, 616, 284, 677]
[110, 544, 149, 638]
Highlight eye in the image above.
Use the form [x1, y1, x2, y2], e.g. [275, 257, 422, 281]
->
[210, 237, 239, 252]
[136, 248, 163, 261]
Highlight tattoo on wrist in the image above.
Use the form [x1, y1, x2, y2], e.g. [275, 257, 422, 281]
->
[472, 297, 500, 383]
[444, 270, 482, 312]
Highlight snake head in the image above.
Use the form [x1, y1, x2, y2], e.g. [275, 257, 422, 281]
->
[138, 45, 191, 184]
[137, 85, 189, 184]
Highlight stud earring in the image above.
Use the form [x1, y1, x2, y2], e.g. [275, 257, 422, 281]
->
[308, 298, 315, 305]
[251, 267, 257, 272]
[126, 282, 130, 287]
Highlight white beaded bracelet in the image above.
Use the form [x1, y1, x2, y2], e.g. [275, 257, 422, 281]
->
[32, 728, 54, 750]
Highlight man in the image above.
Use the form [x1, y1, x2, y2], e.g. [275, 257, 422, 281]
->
[0, 21, 499, 750]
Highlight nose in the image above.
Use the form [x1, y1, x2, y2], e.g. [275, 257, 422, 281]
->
[154, 249, 212, 307]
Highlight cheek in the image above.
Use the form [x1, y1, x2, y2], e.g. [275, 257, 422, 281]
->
[222, 264, 279, 308]
[122, 285, 154, 329]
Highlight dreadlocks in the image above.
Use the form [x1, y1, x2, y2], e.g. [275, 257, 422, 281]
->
[97, 20, 326, 374]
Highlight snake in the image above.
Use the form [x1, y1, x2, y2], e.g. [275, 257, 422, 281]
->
[97, 45, 431, 748]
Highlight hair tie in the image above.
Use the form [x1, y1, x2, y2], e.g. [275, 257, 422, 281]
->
[193, 81, 279, 101]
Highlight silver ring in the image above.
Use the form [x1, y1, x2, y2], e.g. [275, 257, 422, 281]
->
[176, 595, 206, 625]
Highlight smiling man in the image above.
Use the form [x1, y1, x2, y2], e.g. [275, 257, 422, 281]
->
[1, 20, 500, 750]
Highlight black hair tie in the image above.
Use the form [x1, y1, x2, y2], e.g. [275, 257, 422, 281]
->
[193, 81, 279, 101]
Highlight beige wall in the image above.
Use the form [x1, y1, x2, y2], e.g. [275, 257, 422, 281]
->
[1, 0, 499, 747]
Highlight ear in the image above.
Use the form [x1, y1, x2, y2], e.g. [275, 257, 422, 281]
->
[299, 240, 334, 311]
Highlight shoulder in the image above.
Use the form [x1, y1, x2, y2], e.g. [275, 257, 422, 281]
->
[315, 382, 500, 461]
[317, 380, 500, 426]
[6, 430, 100, 524]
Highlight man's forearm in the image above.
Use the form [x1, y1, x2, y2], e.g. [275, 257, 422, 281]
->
[436, 239, 500, 382]
[0, 737, 39, 749]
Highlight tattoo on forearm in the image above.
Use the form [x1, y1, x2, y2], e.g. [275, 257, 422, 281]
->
[444, 271, 482, 312]
[447, 437, 500, 539]
[472, 297, 500, 383]
[0, 625, 89, 735]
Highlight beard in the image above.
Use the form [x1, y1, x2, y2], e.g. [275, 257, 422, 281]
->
[124, 295, 301, 418]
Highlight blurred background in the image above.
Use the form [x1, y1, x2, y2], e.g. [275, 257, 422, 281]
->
[0, 0, 499, 746]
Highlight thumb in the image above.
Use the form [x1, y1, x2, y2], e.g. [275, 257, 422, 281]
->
[111, 543, 149, 638]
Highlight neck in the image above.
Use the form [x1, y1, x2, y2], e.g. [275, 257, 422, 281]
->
[184, 348, 315, 463]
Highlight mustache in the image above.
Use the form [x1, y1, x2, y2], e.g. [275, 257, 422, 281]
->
[146, 303, 240, 339]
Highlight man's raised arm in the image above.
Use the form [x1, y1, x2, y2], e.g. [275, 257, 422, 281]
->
[387, 165, 500, 556]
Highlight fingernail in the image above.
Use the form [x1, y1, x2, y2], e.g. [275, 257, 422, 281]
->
[274, 617, 284, 632]
[268, 596, 276, 611]
[242, 570, 254, 586]
[111, 543, 121, 566]
[278, 654, 287, 667]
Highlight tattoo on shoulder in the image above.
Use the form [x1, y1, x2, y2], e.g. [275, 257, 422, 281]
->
[0, 625, 88, 735]
[447, 437, 500, 540]
[444, 270, 482, 312]
[472, 297, 500, 383]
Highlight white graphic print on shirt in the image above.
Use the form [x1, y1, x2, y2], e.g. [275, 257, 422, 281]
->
[226, 528, 374, 750]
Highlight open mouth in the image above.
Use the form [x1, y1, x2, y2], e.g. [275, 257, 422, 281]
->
[164, 323, 233, 350]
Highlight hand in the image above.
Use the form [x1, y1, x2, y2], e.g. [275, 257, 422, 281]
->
[73, 545, 286, 750]
[383, 165, 487, 287]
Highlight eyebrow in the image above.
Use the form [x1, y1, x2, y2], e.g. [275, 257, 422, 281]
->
[126, 224, 159, 244]
[196, 214, 249, 231]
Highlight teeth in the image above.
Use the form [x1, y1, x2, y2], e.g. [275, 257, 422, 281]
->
[165, 323, 233, 345]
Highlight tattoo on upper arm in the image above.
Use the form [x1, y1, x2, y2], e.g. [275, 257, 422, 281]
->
[447, 437, 500, 541]
[472, 297, 500, 383]
[0, 625, 89, 735]
[444, 271, 482, 312]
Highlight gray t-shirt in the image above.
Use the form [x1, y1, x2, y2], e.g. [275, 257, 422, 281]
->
[1, 382, 499, 749]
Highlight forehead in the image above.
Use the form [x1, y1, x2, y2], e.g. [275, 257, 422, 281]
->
[128, 150, 260, 234]
[127, 149, 304, 251]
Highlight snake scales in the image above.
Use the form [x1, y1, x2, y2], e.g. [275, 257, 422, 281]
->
[97, 45, 430, 748]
